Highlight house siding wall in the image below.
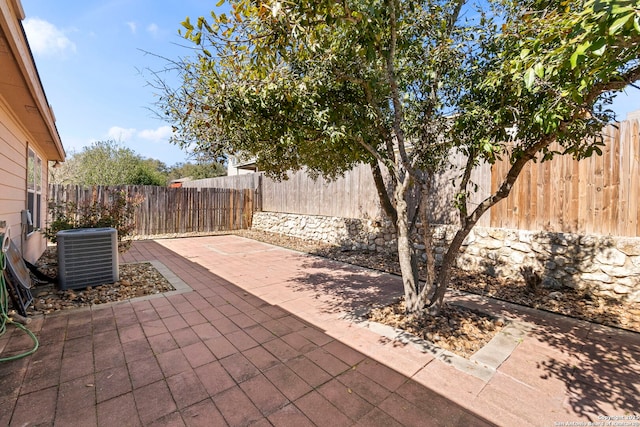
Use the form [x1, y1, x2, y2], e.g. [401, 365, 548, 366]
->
[0, 96, 47, 263]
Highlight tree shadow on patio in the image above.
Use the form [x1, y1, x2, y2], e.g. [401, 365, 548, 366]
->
[287, 256, 404, 316]
[460, 295, 640, 421]
[290, 245, 639, 421]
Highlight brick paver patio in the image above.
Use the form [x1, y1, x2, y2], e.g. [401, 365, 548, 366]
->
[1, 235, 638, 426]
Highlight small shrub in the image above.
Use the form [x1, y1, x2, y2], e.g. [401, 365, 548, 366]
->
[44, 190, 144, 252]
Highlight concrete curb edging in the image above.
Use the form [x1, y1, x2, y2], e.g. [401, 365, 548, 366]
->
[343, 310, 533, 382]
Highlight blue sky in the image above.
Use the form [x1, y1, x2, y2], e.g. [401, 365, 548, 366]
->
[22, 1, 640, 168]
[22, 0, 221, 167]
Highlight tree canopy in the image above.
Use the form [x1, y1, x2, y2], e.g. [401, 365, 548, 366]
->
[167, 161, 227, 181]
[49, 140, 155, 185]
[49, 140, 226, 186]
[157, 0, 640, 314]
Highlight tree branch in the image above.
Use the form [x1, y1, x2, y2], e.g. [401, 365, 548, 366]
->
[585, 64, 640, 106]
[468, 137, 551, 227]
[370, 160, 398, 226]
[457, 148, 477, 227]
[385, 0, 413, 178]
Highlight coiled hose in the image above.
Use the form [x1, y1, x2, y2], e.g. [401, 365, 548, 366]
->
[1, 229, 39, 362]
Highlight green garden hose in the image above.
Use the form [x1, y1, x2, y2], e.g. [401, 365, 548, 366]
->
[0, 230, 39, 362]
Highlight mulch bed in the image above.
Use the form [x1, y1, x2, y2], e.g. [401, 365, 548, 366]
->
[28, 247, 173, 315]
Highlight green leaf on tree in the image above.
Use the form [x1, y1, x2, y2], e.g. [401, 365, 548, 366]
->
[524, 67, 536, 89]
[609, 13, 633, 35]
[534, 63, 544, 78]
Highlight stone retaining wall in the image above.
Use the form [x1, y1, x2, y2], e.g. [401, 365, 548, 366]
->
[252, 211, 640, 302]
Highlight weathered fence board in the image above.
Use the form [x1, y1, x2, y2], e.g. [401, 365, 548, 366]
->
[47, 185, 253, 237]
[490, 118, 640, 237]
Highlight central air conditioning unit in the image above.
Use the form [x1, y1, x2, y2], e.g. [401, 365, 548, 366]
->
[57, 228, 119, 290]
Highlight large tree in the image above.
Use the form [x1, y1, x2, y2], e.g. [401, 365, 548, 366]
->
[157, 0, 640, 315]
[167, 160, 227, 181]
[50, 140, 168, 186]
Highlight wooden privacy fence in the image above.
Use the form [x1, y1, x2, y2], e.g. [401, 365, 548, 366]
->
[121, 115, 640, 238]
[47, 185, 254, 237]
[262, 165, 383, 219]
[184, 165, 392, 220]
[182, 173, 263, 211]
[253, 119, 640, 237]
[491, 118, 640, 237]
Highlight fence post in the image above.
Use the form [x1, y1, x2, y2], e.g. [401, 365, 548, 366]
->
[252, 172, 262, 212]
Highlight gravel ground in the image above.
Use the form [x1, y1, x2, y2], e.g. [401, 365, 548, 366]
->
[26, 230, 639, 359]
[28, 251, 174, 315]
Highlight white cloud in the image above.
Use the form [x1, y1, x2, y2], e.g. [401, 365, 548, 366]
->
[126, 21, 137, 34]
[146, 23, 159, 37]
[138, 126, 173, 142]
[24, 18, 76, 57]
[107, 126, 136, 141]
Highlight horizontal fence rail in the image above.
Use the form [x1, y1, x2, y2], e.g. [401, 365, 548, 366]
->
[181, 173, 260, 191]
[47, 185, 254, 237]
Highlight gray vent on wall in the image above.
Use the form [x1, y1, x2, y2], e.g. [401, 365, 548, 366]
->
[57, 228, 119, 290]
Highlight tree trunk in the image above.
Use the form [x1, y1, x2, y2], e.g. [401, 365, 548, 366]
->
[418, 175, 436, 300]
[369, 161, 397, 227]
[395, 186, 422, 313]
[429, 229, 466, 315]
